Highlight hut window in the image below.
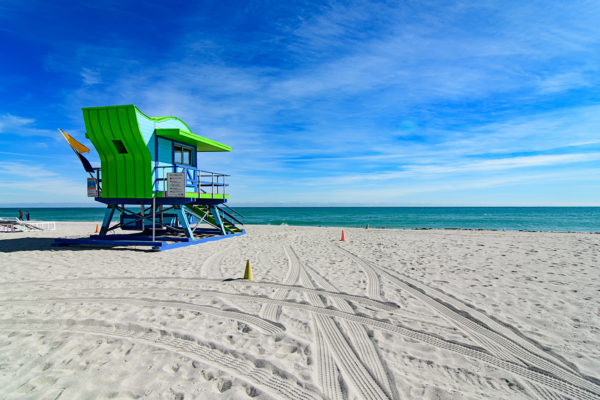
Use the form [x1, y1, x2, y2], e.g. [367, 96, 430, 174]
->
[112, 140, 128, 154]
[174, 144, 194, 166]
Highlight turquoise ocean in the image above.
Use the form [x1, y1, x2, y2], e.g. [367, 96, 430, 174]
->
[1, 207, 598, 232]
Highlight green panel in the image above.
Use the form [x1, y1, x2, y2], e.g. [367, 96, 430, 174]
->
[83, 109, 112, 196]
[115, 106, 151, 197]
[103, 109, 130, 196]
[99, 109, 127, 196]
[125, 107, 152, 197]
[200, 194, 229, 199]
[83, 105, 152, 198]
[115, 107, 138, 197]
[85, 108, 118, 197]
[154, 193, 228, 199]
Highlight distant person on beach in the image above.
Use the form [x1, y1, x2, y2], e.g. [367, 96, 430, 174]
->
[18, 210, 23, 220]
[26, 211, 30, 221]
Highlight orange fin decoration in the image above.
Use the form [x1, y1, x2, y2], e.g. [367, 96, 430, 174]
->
[58, 128, 90, 153]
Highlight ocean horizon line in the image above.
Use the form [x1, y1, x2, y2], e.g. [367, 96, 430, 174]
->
[1, 204, 599, 208]
[1, 206, 598, 233]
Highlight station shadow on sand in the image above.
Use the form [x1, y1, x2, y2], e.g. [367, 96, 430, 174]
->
[0, 237, 148, 253]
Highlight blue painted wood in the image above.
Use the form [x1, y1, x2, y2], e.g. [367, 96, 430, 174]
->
[135, 109, 158, 145]
[100, 206, 116, 235]
[154, 230, 246, 251]
[154, 132, 158, 193]
[156, 136, 173, 164]
[219, 207, 243, 225]
[176, 206, 194, 239]
[120, 213, 143, 230]
[210, 205, 226, 235]
[53, 238, 166, 247]
[91, 229, 222, 241]
[53, 229, 245, 251]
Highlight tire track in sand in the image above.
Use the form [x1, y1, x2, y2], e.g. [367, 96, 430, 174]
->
[279, 246, 344, 400]
[2, 284, 598, 398]
[288, 246, 391, 400]
[340, 245, 577, 370]
[0, 318, 320, 400]
[259, 247, 301, 321]
[0, 296, 284, 335]
[337, 245, 525, 365]
[302, 261, 397, 399]
[337, 246, 600, 400]
[198, 246, 232, 277]
[525, 381, 569, 400]
[349, 251, 383, 300]
[0, 277, 397, 313]
[314, 320, 344, 400]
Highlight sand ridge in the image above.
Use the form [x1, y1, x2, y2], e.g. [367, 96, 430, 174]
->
[0, 222, 599, 399]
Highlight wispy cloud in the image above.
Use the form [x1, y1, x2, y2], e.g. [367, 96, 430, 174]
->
[325, 167, 600, 204]
[0, 114, 61, 140]
[0, 114, 34, 132]
[0, 161, 85, 202]
[0, 161, 60, 178]
[80, 67, 101, 85]
[2, 0, 600, 204]
[302, 152, 600, 186]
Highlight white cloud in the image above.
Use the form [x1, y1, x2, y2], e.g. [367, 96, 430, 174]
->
[537, 70, 595, 94]
[0, 114, 60, 139]
[81, 67, 102, 85]
[302, 151, 600, 186]
[0, 114, 35, 133]
[0, 161, 60, 178]
[0, 161, 85, 201]
[325, 168, 600, 203]
[406, 153, 600, 175]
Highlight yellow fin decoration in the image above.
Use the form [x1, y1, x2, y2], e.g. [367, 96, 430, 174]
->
[58, 128, 90, 153]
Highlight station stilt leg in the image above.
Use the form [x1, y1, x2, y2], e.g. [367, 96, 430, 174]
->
[210, 205, 227, 235]
[176, 206, 194, 240]
[99, 206, 116, 236]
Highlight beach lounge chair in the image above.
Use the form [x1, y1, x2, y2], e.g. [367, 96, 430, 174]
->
[0, 217, 56, 232]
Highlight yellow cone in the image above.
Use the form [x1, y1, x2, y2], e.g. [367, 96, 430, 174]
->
[244, 259, 254, 280]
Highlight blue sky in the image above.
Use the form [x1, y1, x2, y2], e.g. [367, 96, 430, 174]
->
[1, 0, 599, 206]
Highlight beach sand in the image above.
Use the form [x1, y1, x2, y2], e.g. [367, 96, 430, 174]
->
[0, 222, 599, 399]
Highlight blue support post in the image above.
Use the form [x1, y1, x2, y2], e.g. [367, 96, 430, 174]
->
[210, 205, 227, 235]
[154, 133, 158, 194]
[99, 206, 116, 235]
[176, 206, 194, 239]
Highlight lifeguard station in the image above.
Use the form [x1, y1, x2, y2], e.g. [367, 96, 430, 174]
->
[54, 104, 244, 251]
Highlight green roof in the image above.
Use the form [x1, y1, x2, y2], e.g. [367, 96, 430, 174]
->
[155, 128, 231, 152]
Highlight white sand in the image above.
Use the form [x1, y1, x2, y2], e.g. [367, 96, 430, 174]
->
[0, 222, 599, 399]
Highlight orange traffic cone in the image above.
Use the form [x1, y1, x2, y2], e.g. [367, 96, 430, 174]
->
[95, 224, 99, 233]
[341, 230, 346, 241]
